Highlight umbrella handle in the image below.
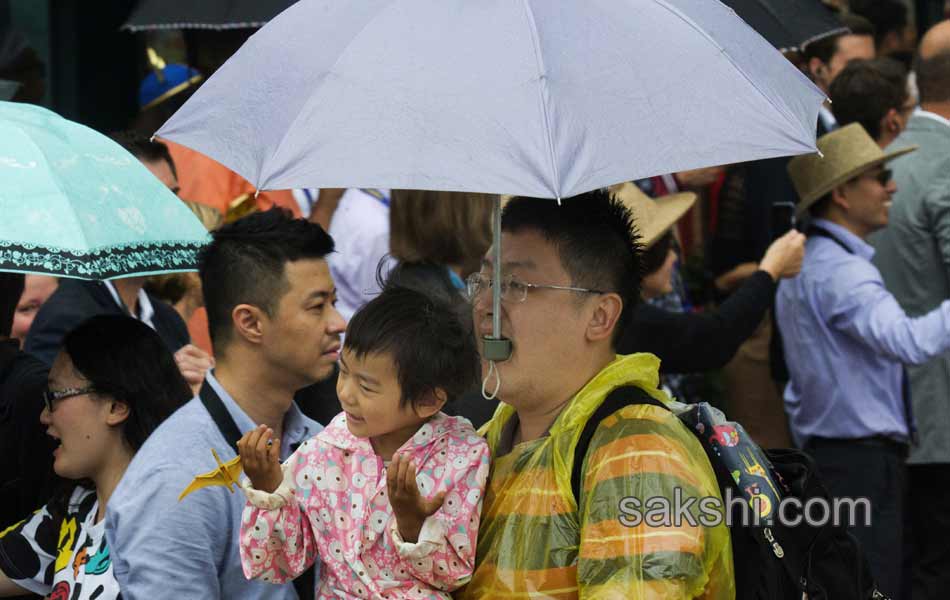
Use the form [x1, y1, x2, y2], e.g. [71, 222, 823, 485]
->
[483, 196, 512, 362]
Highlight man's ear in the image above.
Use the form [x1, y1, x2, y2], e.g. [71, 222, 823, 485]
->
[587, 293, 623, 343]
[882, 108, 902, 134]
[232, 304, 267, 345]
[808, 58, 827, 83]
[413, 388, 448, 419]
[831, 184, 852, 212]
[106, 401, 130, 427]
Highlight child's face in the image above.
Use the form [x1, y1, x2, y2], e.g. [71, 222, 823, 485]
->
[336, 348, 429, 449]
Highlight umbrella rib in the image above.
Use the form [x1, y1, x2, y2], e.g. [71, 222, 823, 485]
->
[651, 0, 814, 145]
[740, 1, 849, 52]
[256, 0, 402, 191]
[520, 0, 562, 201]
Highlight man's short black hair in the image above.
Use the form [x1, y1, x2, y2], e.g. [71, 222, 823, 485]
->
[916, 50, 950, 104]
[850, 0, 908, 49]
[803, 14, 876, 65]
[830, 58, 908, 140]
[109, 130, 177, 179]
[344, 286, 479, 409]
[501, 189, 642, 347]
[198, 208, 335, 350]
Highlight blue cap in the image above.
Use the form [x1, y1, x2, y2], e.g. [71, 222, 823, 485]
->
[139, 63, 203, 111]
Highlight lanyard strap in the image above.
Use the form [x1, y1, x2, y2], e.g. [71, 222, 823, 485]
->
[806, 225, 853, 254]
[198, 380, 242, 453]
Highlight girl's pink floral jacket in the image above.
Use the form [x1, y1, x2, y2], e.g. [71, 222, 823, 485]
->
[239, 412, 490, 599]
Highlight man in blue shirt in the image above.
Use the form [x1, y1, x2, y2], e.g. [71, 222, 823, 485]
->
[777, 123, 950, 599]
[106, 209, 346, 599]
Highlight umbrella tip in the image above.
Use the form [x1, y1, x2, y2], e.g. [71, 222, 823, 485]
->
[254, 189, 261, 199]
[556, 195, 562, 206]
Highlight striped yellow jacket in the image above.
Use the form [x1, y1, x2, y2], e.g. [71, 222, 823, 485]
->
[457, 353, 735, 600]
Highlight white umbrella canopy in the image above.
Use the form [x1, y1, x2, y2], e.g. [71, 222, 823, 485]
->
[157, 0, 825, 199]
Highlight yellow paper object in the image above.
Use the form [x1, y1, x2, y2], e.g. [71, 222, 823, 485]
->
[178, 449, 244, 501]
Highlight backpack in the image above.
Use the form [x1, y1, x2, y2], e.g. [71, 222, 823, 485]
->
[571, 386, 890, 600]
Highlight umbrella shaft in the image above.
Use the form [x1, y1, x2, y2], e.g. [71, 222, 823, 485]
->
[493, 197, 502, 339]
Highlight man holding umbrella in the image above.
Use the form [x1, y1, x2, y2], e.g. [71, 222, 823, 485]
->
[461, 190, 733, 599]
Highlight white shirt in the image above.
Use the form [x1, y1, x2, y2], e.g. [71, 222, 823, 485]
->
[818, 105, 838, 132]
[103, 281, 155, 329]
[327, 188, 392, 321]
[913, 107, 950, 129]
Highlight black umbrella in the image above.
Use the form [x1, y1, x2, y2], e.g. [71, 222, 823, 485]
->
[721, 0, 849, 51]
[122, 0, 296, 32]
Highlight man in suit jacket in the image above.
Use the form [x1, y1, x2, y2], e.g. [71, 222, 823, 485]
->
[24, 132, 212, 390]
[802, 13, 877, 135]
[869, 23, 950, 599]
[24, 278, 189, 366]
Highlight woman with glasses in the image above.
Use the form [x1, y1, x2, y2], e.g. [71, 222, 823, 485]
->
[0, 315, 191, 599]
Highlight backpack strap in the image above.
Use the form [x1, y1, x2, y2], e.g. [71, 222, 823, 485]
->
[198, 379, 242, 453]
[571, 385, 669, 503]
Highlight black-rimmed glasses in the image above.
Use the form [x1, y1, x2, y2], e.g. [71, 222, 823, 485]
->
[43, 386, 97, 413]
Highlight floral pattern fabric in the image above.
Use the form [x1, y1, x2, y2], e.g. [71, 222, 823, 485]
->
[0, 487, 121, 600]
[240, 412, 490, 599]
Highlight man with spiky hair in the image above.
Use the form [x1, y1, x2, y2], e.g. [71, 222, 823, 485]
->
[459, 190, 733, 599]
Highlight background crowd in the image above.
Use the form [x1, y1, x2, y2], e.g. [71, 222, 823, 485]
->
[1, 1, 950, 599]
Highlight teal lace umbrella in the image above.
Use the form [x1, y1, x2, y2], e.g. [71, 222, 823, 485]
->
[0, 101, 209, 280]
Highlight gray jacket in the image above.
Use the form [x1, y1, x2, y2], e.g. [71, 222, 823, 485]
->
[871, 111, 950, 464]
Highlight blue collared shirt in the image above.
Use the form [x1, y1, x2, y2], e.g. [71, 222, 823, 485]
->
[106, 371, 321, 599]
[776, 219, 950, 445]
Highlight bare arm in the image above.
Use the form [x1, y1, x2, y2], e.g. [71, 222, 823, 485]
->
[0, 571, 29, 597]
[308, 188, 345, 230]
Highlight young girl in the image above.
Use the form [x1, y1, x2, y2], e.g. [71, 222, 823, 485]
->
[238, 286, 490, 599]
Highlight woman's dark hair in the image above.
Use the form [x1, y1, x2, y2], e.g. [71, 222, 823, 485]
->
[344, 286, 479, 409]
[48, 315, 191, 518]
[62, 315, 192, 451]
[640, 231, 675, 277]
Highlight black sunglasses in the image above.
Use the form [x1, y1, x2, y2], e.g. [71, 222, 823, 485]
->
[868, 169, 892, 186]
[43, 386, 97, 413]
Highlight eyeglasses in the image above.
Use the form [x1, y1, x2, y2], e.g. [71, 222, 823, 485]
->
[862, 168, 892, 186]
[43, 386, 96, 413]
[465, 272, 605, 304]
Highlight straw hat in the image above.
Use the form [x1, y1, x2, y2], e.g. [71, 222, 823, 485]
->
[608, 182, 697, 248]
[788, 123, 917, 216]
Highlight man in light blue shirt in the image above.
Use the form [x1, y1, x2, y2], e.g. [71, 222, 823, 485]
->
[107, 209, 346, 599]
[777, 123, 950, 598]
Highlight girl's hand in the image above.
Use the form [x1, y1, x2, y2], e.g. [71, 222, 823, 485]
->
[237, 425, 282, 493]
[387, 453, 445, 543]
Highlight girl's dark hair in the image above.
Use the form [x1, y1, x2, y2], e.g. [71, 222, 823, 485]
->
[62, 314, 192, 451]
[344, 286, 479, 409]
[641, 231, 675, 277]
